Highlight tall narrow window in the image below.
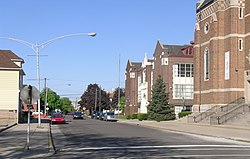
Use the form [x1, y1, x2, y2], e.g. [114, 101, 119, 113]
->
[204, 48, 209, 80]
[143, 69, 146, 83]
[238, 39, 243, 51]
[191, 64, 194, 77]
[186, 64, 191, 77]
[239, 8, 243, 19]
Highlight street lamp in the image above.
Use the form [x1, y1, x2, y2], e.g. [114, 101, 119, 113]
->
[0, 32, 96, 126]
[199, 13, 202, 113]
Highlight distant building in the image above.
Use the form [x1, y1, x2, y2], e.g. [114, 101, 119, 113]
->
[137, 53, 154, 114]
[0, 50, 25, 123]
[193, 0, 248, 112]
[124, 60, 141, 115]
[153, 40, 194, 116]
[125, 40, 194, 117]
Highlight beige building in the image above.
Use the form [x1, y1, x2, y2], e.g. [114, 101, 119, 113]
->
[0, 50, 25, 123]
[193, 0, 248, 112]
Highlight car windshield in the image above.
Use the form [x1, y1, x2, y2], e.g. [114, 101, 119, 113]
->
[52, 113, 63, 118]
[74, 112, 82, 115]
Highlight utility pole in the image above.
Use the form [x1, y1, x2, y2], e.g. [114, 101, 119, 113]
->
[95, 88, 97, 111]
[99, 86, 101, 112]
[199, 13, 202, 113]
[75, 98, 78, 111]
[44, 78, 47, 116]
[118, 54, 121, 112]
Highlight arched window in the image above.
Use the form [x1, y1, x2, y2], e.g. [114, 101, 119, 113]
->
[204, 48, 209, 80]
[204, 22, 209, 34]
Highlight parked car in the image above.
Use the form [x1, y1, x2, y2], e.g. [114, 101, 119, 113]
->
[103, 112, 117, 122]
[95, 112, 101, 119]
[98, 112, 104, 120]
[73, 112, 84, 119]
[51, 113, 65, 124]
[91, 111, 98, 119]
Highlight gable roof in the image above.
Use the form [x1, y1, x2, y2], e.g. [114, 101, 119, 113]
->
[0, 50, 24, 68]
[162, 44, 190, 57]
[131, 62, 142, 70]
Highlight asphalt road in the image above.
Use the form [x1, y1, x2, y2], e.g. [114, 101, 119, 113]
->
[50, 115, 250, 159]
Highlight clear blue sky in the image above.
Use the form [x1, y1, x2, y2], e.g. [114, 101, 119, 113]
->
[0, 0, 198, 101]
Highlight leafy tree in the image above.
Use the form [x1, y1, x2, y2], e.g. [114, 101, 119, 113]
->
[147, 76, 175, 121]
[79, 84, 110, 112]
[60, 97, 73, 114]
[78, 84, 97, 110]
[40, 88, 62, 113]
[120, 96, 125, 112]
[111, 88, 125, 110]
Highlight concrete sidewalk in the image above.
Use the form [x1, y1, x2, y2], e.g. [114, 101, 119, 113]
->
[0, 122, 55, 159]
[118, 119, 250, 143]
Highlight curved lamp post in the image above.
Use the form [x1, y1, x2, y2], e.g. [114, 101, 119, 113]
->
[0, 32, 96, 126]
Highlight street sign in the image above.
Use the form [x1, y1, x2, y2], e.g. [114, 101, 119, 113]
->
[20, 85, 40, 150]
[20, 85, 40, 104]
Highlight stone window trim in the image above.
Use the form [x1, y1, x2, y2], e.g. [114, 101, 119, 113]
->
[238, 38, 243, 51]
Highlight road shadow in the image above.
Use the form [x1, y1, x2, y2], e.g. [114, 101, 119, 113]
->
[0, 124, 50, 159]
[49, 120, 188, 159]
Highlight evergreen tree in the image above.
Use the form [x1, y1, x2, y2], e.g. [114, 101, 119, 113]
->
[148, 75, 175, 121]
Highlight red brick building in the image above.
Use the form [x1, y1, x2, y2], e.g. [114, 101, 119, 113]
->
[153, 40, 194, 116]
[124, 61, 141, 115]
[193, 0, 247, 112]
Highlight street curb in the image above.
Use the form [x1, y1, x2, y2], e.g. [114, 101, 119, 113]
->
[172, 121, 250, 131]
[141, 124, 250, 144]
[118, 119, 250, 131]
[0, 123, 17, 133]
[119, 121, 250, 144]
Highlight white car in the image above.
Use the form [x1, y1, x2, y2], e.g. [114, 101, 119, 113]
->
[32, 111, 43, 115]
[103, 112, 117, 122]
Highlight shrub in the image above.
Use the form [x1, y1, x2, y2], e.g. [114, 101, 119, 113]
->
[131, 114, 137, 119]
[178, 111, 192, 118]
[137, 113, 148, 121]
[116, 115, 126, 120]
[126, 115, 131, 119]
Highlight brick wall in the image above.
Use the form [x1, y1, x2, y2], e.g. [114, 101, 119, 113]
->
[193, 0, 246, 111]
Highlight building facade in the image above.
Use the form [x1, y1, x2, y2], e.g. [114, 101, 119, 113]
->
[124, 60, 142, 115]
[0, 50, 25, 123]
[193, 0, 247, 112]
[153, 40, 194, 116]
[137, 54, 154, 114]
[245, 0, 250, 102]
